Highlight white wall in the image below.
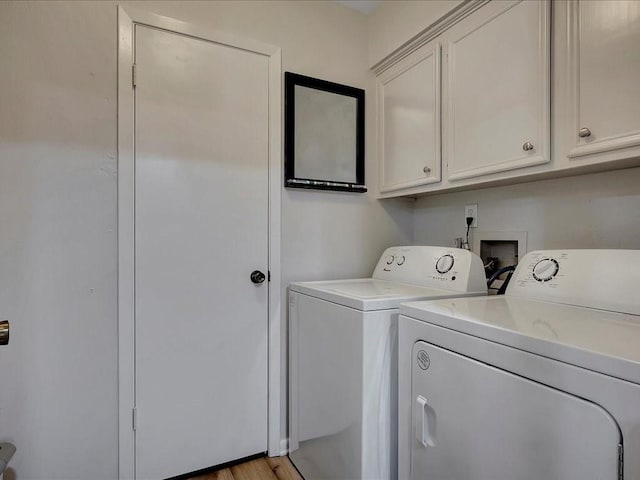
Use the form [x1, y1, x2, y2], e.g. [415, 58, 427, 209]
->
[0, 1, 413, 478]
[0, 3, 118, 479]
[368, 0, 463, 66]
[413, 167, 640, 251]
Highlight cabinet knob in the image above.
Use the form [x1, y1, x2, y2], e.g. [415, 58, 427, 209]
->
[522, 142, 534, 152]
[0, 320, 9, 346]
[578, 127, 591, 138]
[423, 166, 431, 175]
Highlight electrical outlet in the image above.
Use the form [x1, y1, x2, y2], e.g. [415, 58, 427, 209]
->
[465, 204, 478, 228]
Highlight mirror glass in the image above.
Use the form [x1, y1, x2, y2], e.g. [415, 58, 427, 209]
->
[285, 72, 366, 193]
[294, 85, 357, 183]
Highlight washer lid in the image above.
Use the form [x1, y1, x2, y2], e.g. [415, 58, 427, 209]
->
[400, 296, 640, 384]
[290, 278, 485, 311]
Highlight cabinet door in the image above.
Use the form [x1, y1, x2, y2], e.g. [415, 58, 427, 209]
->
[444, 0, 550, 181]
[378, 41, 441, 193]
[567, 0, 640, 160]
[411, 341, 622, 480]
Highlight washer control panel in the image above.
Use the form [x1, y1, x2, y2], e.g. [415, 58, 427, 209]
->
[507, 249, 640, 315]
[511, 251, 569, 291]
[372, 246, 486, 293]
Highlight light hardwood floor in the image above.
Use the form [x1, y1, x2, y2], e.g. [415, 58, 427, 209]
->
[187, 456, 304, 480]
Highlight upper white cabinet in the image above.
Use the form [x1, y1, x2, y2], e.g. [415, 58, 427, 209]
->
[373, 0, 640, 198]
[443, 0, 550, 181]
[566, 0, 640, 161]
[377, 40, 441, 193]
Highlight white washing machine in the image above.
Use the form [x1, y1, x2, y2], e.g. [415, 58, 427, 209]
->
[289, 246, 487, 480]
[398, 249, 640, 480]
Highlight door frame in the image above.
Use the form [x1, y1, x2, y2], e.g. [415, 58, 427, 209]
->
[117, 6, 282, 478]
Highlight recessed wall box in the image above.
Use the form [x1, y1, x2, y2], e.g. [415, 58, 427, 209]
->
[473, 231, 527, 292]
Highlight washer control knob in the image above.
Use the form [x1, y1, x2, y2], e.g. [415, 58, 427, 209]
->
[435, 254, 455, 274]
[386, 255, 395, 265]
[396, 255, 406, 266]
[532, 258, 559, 282]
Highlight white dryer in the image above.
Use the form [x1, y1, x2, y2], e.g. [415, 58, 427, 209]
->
[289, 246, 487, 480]
[398, 249, 640, 480]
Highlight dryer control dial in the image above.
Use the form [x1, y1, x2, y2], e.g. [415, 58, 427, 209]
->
[532, 258, 559, 282]
[435, 254, 455, 274]
[386, 255, 395, 265]
[396, 255, 406, 266]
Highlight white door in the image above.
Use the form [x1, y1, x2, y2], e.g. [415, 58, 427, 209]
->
[566, 0, 640, 160]
[443, 0, 550, 181]
[410, 341, 621, 480]
[134, 25, 269, 479]
[377, 40, 441, 193]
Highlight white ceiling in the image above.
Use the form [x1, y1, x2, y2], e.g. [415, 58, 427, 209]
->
[335, 0, 382, 15]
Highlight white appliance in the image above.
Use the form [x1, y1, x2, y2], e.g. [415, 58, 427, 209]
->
[289, 246, 487, 480]
[398, 249, 640, 480]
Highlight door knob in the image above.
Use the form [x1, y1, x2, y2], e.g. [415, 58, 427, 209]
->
[0, 442, 16, 472]
[0, 320, 9, 346]
[522, 142, 534, 152]
[250, 270, 266, 284]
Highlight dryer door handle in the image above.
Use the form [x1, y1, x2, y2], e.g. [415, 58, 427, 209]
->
[416, 395, 437, 448]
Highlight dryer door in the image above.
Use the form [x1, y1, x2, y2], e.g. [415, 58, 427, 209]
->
[410, 341, 621, 480]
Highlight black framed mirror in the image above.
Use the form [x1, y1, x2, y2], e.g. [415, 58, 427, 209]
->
[284, 72, 366, 193]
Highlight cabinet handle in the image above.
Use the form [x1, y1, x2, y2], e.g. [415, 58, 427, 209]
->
[423, 166, 431, 175]
[522, 142, 534, 152]
[578, 127, 591, 138]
